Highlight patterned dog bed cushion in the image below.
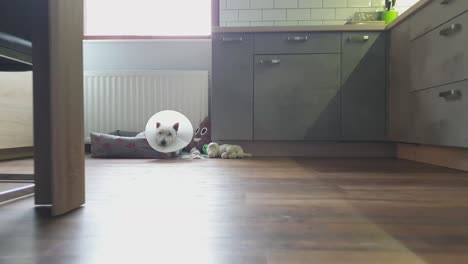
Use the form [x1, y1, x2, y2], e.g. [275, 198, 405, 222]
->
[90, 130, 169, 159]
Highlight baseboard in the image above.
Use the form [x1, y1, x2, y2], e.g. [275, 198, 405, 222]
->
[0, 147, 34, 161]
[217, 141, 396, 157]
[397, 143, 468, 171]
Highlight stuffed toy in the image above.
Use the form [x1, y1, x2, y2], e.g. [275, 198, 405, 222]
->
[184, 117, 211, 153]
[207, 143, 252, 159]
[189, 147, 203, 159]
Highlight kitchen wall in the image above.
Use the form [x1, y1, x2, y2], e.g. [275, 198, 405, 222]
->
[83, 40, 211, 72]
[220, 0, 420, 26]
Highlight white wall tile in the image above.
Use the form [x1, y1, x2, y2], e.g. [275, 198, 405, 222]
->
[239, 9, 263, 21]
[287, 9, 311, 20]
[371, 0, 384, 7]
[263, 9, 287, 20]
[227, 21, 251, 26]
[310, 8, 335, 20]
[322, 0, 346, 7]
[347, 0, 371, 7]
[251, 0, 274, 8]
[335, 7, 359, 20]
[221, 0, 417, 27]
[359, 7, 384, 12]
[299, 0, 322, 8]
[274, 20, 299, 26]
[220, 0, 227, 9]
[298, 20, 323, 25]
[275, 0, 298, 8]
[227, 0, 250, 9]
[250, 21, 275, 26]
[220, 10, 239, 22]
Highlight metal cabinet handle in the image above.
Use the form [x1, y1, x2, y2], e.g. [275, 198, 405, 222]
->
[439, 89, 462, 99]
[346, 35, 370, 42]
[440, 23, 462, 36]
[260, 59, 281, 65]
[440, 0, 454, 5]
[222, 37, 243, 42]
[287, 36, 308, 41]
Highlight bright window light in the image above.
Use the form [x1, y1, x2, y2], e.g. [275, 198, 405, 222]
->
[85, 0, 211, 36]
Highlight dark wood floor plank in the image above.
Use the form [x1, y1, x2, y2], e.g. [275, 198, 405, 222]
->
[0, 157, 468, 263]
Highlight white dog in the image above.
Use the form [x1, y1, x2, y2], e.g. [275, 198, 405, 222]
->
[137, 122, 179, 147]
[153, 122, 179, 147]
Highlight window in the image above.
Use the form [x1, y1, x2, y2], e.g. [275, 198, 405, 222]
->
[85, 0, 213, 38]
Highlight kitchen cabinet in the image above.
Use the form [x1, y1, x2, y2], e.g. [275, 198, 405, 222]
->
[254, 54, 341, 140]
[254, 32, 341, 54]
[410, 11, 468, 91]
[413, 80, 468, 147]
[212, 30, 386, 142]
[388, 0, 468, 148]
[409, 0, 468, 40]
[341, 32, 386, 141]
[211, 33, 254, 140]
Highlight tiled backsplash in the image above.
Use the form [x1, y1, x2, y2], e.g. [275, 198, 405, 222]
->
[219, 0, 420, 26]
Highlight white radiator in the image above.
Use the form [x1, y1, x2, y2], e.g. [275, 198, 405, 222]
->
[83, 70, 209, 141]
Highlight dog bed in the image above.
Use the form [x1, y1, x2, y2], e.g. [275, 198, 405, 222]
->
[90, 130, 170, 159]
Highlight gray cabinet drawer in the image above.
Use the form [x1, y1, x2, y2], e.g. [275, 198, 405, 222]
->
[211, 33, 254, 140]
[254, 54, 341, 140]
[341, 32, 386, 141]
[409, 0, 468, 40]
[410, 12, 468, 91]
[254, 32, 341, 54]
[412, 80, 468, 147]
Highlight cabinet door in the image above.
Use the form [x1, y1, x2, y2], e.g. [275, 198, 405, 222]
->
[212, 33, 254, 140]
[341, 32, 386, 141]
[388, 22, 419, 143]
[254, 54, 341, 140]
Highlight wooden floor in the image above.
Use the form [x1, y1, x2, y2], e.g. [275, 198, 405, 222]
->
[1, 157, 468, 263]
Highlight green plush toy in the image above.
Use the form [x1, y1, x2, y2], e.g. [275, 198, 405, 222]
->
[202, 144, 209, 155]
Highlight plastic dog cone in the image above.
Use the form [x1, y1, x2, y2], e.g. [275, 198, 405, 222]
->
[145, 110, 193, 153]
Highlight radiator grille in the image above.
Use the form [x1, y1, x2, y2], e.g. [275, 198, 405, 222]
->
[84, 71, 209, 140]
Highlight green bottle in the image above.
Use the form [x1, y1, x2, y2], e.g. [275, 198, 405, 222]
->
[383, 0, 398, 24]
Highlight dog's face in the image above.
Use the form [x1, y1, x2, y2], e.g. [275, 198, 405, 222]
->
[154, 122, 179, 147]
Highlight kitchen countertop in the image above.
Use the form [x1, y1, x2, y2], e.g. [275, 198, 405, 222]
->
[212, 24, 387, 33]
[212, 0, 432, 33]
